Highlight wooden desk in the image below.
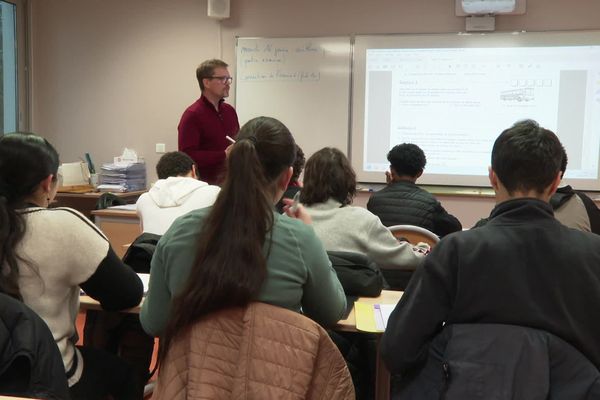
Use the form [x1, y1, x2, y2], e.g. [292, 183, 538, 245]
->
[80, 295, 143, 314]
[80, 290, 403, 400]
[92, 208, 141, 258]
[53, 190, 145, 219]
[336, 290, 403, 400]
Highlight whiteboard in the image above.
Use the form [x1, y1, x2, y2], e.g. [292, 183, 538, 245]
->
[235, 37, 351, 159]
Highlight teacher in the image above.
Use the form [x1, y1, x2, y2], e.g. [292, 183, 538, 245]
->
[178, 59, 240, 185]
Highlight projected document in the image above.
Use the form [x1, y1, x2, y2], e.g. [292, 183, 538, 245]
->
[363, 46, 600, 180]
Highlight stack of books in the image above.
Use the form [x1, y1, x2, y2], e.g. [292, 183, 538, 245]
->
[97, 162, 146, 192]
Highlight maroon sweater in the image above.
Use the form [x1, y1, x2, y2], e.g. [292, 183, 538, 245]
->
[178, 96, 239, 184]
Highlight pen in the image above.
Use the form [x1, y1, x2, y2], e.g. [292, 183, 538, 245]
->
[84, 153, 96, 174]
[226, 135, 236, 144]
[290, 191, 301, 213]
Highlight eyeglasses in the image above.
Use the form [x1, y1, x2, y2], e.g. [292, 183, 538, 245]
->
[209, 76, 233, 84]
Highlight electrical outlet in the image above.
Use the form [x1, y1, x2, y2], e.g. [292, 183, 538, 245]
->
[155, 143, 166, 153]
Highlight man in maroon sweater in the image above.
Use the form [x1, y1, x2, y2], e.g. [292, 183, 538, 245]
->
[178, 59, 239, 185]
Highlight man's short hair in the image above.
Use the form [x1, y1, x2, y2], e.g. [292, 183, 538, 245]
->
[491, 119, 565, 195]
[156, 151, 195, 180]
[196, 59, 229, 91]
[387, 143, 426, 177]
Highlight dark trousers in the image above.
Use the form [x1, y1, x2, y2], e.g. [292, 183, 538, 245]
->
[329, 330, 378, 400]
[69, 346, 143, 400]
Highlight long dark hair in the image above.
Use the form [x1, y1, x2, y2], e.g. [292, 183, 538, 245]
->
[0, 133, 59, 299]
[159, 116, 296, 363]
[300, 147, 356, 206]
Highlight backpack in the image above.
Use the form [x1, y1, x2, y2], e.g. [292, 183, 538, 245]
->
[327, 251, 387, 297]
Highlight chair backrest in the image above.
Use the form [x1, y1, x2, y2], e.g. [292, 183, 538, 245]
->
[155, 302, 355, 400]
[0, 293, 69, 399]
[387, 224, 440, 248]
[399, 323, 600, 400]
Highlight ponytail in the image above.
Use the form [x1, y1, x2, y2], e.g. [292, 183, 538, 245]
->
[0, 133, 59, 299]
[159, 117, 295, 363]
[0, 195, 26, 299]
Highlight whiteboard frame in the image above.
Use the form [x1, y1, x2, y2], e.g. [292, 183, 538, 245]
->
[350, 30, 600, 191]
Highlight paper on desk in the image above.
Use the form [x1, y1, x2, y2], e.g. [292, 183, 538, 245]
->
[375, 304, 395, 331]
[355, 302, 396, 332]
[138, 273, 149, 295]
[108, 204, 137, 211]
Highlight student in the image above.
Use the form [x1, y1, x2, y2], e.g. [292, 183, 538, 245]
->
[381, 120, 600, 385]
[367, 143, 462, 237]
[472, 147, 600, 233]
[136, 151, 220, 235]
[140, 117, 346, 342]
[551, 149, 600, 234]
[300, 147, 426, 273]
[0, 133, 144, 399]
[275, 143, 305, 213]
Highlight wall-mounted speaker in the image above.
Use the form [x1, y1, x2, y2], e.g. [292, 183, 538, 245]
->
[208, 0, 230, 20]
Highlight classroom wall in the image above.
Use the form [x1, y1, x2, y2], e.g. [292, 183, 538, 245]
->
[29, 0, 600, 224]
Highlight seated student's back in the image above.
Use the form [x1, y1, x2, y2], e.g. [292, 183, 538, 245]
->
[0, 133, 143, 400]
[136, 151, 220, 235]
[550, 148, 600, 234]
[381, 120, 600, 386]
[300, 147, 426, 273]
[367, 143, 462, 237]
[140, 117, 346, 352]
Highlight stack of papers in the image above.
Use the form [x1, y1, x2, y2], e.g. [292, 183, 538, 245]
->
[355, 302, 396, 332]
[98, 162, 146, 192]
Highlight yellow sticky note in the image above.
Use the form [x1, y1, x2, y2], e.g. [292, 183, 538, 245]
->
[354, 302, 383, 332]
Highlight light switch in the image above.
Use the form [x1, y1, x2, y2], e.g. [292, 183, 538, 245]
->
[155, 143, 166, 153]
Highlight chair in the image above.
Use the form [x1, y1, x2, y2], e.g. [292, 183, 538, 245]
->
[396, 323, 600, 400]
[382, 225, 439, 290]
[154, 302, 355, 400]
[0, 293, 69, 399]
[387, 224, 440, 248]
[83, 232, 160, 395]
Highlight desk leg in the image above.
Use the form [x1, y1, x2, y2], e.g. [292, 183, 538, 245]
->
[375, 336, 391, 400]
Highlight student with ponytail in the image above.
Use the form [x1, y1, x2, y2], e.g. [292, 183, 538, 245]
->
[140, 117, 346, 354]
[0, 133, 144, 399]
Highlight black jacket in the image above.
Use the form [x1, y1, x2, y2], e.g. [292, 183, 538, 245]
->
[0, 293, 69, 399]
[396, 324, 600, 400]
[367, 181, 461, 237]
[382, 198, 600, 375]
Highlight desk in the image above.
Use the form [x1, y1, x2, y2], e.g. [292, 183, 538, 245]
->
[92, 209, 141, 258]
[80, 295, 142, 314]
[80, 290, 403, 400]
[53, 190, 145, 219]
[336, 290, 403, 400]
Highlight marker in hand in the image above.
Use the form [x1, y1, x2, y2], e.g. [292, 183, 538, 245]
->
[226, 135, 236, 144]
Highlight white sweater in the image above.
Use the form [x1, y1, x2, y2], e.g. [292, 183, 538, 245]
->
[136, 176, 220, 235]
[304, 199, 425, 270]
[17, 207, 110, 386]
